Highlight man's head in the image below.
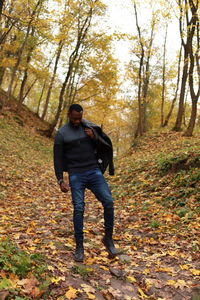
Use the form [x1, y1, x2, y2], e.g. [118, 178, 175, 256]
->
[68, 104, 83, 127]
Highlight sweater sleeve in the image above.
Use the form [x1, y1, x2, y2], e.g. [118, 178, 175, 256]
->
[53, 131, 65, 181]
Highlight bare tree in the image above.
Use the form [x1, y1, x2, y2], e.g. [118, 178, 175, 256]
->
[162, 46, 182, 127]
[41, 40, 64, 120]
[7, 0, 44, 97]
[161, 24, 168, 126]
[47, 2, 95, 137]
[133, 1, 155, 138]
[184, 0, 200, 136]
[173, 0, 198, 131]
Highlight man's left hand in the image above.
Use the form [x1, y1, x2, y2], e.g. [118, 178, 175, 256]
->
[85, 128, 95, 139]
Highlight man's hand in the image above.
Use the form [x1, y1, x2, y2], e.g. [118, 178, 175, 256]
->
[60, 182, 69, 193]
[84, 128, 95, 139]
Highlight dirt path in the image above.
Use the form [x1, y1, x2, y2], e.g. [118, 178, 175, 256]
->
[0, 162, 200, 299]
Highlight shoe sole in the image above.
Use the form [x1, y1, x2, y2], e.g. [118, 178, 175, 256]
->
[102, 238, 117, 258]
[74, 258, 84, 262]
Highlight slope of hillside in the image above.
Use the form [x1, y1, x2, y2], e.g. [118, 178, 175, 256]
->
[0, 113, 200, 299]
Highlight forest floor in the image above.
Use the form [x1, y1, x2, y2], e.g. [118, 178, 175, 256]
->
[0, 108, 200, 300]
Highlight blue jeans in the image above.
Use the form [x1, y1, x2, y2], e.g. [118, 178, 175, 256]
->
[69, 168, 114, 243]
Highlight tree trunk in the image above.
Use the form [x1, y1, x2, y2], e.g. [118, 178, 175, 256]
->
[162, 46, 182, 127]
[172, 50, 189, 131]
[184, 3, 200, 136]
[173, 0, 197, 131]
[41, 40, 64, 120]
[37, 81, 46, 116]
[183, 100, 197, 136]
[47, 7, 93, 137]
[59, 47, 84, 127]
[0, 66, 5, 86]
[142, 18, 155, 132]
[161, 25, 168, 126]
[7, 0, 42, 97]
[22, 78, 37, 102]
[17, 27, 35, 110]
[133, 1, 144, 138]
[0, 0, 4, 17]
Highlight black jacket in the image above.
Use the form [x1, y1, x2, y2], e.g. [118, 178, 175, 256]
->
[81, 119, 114, 175]
[54, 119, 114, 180]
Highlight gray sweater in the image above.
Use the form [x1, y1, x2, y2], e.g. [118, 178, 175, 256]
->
[53, 122, 98, 180]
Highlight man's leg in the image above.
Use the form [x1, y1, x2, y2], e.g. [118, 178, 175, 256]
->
[69, 173, 85, 262]
[88, 168, 118, 256]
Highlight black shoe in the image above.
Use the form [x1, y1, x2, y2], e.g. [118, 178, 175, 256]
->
[74, 246, 84, 262]
[102, 236, 118, 257]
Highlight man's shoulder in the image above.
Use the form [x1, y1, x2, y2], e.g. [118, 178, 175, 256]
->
[57, 123, 69, 135]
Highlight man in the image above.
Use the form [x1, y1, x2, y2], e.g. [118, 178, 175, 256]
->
[53, 104, 117, 262]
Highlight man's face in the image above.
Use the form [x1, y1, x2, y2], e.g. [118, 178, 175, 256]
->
[68, 110, 83, 127]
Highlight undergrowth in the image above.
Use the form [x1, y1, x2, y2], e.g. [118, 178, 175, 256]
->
[0, 238, 50, 298]
[111, 135, 200, 219]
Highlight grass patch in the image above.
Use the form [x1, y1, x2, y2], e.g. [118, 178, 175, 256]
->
[157, 151, 200, 175]
[0, 238, 46, 279]
[150, 220, 162, 229]
[72, 264, 93, 280]
[157, 154, 188, 175]
[173, 169, 200, 187]
[0, 238, 50, 298]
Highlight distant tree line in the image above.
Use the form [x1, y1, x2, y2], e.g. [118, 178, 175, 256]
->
[0, 0, 199, 149]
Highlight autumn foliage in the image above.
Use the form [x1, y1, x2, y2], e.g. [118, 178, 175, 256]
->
[0, 108, 200, 299]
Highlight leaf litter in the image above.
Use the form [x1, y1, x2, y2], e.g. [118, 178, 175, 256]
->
[0, 116, 200, 299]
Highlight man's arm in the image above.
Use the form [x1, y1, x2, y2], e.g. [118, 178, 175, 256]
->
[53, 132, 69, 193]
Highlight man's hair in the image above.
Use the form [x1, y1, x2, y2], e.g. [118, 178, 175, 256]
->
[68, 104, 83, 113]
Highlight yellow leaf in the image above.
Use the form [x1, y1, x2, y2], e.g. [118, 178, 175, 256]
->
[127, 276, 136, 283]
[100, 266, 109, 271]
[47, 266, 54, 271]
[156, 267, 173, 273]
[175, 279, 188, 289]
[26, 227, 34, 233]
[180, 265, 189, 270]
[167, 250, 178, 257]
[64, 243, 73, 248]
[138, 288, 148, 298]
[101, 251, 108, 256]
[28, 246, 36, 251]
[81, 283, 95, 293]
[65, 287, 78, 299]
[167, 279, 188, 289]
[87, 293, 95, 299]
[167, 280, 175, 286]
[190, 269, 200, 276]
[85, 257, 95, 265]
[51, 276, 65, 284]
[143, 268, 151, 275]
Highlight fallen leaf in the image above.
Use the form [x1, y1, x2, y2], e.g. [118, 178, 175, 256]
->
[0, 290, 9, 300]
[138, 287, 148, 298]
[190, 269, 200, 276]
[127, 275, 137, 283]
[65, 286, 78, 299]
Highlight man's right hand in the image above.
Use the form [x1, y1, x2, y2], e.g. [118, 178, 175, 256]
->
[60, 182, 69, 193]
